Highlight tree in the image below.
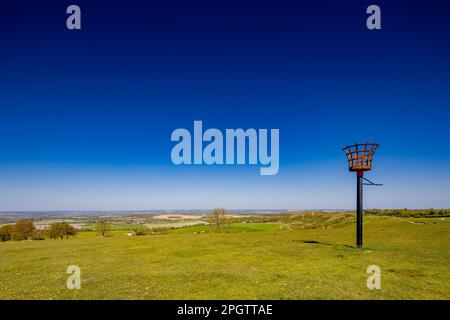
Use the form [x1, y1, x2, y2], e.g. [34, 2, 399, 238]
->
[13, 220, 35, 240]
[0, 225, 15, 242]
[49, 222, 77, 240]
[208, 208, 228, 232]
[96, 218, 111, 237]
[65, 224, 77, 239]
[49, 223, 62, 239]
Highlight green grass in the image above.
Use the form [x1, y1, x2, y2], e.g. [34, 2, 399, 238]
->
[74, 230, 129, 239]
[0, 216, 449, 300]
[170, 222, 283, 234]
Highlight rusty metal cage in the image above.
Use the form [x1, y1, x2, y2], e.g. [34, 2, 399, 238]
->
[343, 142, 379, 172]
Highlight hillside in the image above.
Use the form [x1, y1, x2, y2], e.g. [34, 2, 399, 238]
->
[0, 215, 449, 299]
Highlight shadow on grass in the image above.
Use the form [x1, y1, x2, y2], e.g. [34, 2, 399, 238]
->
[293, 239, 356, 249]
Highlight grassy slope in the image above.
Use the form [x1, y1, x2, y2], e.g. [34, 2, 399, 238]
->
[0, 216, 449, 300]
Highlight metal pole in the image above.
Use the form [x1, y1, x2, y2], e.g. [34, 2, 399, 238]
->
[356, 170, 363, 248]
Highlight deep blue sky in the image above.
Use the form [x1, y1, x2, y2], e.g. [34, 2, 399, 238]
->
[1, 0, 450, 210]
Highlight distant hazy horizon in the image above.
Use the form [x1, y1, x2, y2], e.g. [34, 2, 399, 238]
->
[0, 207, 447, 215]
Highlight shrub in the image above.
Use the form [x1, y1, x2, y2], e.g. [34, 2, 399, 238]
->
[134, 228, 168, 236]
[150, 227, 168, 235]
[134, 229, 145, 236]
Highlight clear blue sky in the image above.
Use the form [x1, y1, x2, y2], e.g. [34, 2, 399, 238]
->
[1, 0, 449, 210]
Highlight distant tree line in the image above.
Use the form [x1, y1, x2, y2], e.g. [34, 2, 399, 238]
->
[0, 220, 35, 241]
[0, 220, 78, 242]
[365, 209, 450, 217]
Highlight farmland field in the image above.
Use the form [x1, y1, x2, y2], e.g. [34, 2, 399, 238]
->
[0, 216, 449, 300]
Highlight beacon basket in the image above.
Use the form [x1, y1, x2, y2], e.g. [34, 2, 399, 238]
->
[343, 142, 379, 172]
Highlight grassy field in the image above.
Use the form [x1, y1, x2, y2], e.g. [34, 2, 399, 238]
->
[169, 222, 283, 234]
[0, 216, 449, 300]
